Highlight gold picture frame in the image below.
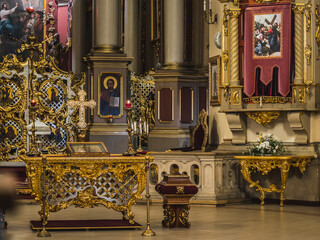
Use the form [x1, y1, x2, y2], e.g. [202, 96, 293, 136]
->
[98, 72, 123, 119]
[66, 142, 110, 157]
[209, 55, 221, 106]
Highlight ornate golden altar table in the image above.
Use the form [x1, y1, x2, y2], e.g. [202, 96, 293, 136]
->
[234, 155, 313, 206]
[21, 154, 153, 235]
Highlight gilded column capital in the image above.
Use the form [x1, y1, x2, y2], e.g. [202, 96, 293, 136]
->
[292, 4, 305, 14]
[228, 8, 241, 19]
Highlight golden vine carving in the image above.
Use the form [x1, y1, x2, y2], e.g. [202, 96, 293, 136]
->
[246, 112, 280, 126]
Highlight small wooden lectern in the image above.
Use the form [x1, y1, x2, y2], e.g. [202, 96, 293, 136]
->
[155, 174, 198, 228]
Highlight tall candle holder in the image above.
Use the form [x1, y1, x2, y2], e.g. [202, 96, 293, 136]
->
[123, 105, 136, 156]
[203, 0, 217, 24]
[133, 117, 149, 153]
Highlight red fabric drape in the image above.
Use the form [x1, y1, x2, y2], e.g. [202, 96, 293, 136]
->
[244, 4, 291, 97]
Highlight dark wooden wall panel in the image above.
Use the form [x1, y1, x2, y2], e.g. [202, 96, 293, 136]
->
[180, 87, 192, 123]
[199, 87, 207, 113]
[159, 88, 172, 122]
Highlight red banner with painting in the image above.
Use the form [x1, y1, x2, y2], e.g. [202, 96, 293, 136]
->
[243, 4, 291, 98]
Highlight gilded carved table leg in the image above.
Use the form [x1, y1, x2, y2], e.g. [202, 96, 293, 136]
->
[279, 161, 290, 207]
[240, 161, 266, 205]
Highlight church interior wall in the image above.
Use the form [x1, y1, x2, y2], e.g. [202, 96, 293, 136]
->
[246, 114, 296, 143]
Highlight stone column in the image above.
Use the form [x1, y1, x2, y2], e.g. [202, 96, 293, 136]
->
[228, 9, 241, 86]
[72, 0, 86, 73]
[124, 0, 139, 73]
[293, 4, 305, 84]
[94, 0, 121, 53]
[163, 0, 185, 68]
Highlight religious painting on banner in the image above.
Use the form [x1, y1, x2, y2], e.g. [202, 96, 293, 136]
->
[98, 72, 123, 118]
[0, 0, 45, 61]
[244, 4, 291, 98]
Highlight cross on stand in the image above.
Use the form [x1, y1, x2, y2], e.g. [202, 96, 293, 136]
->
[68, 90, 96, 140]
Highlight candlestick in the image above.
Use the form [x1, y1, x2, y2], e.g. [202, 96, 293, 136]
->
[123, 107, 136, 156]
[126, 100, 131, 108]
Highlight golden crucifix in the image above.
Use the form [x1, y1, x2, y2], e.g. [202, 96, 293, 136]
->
[68, 90, 96, 130]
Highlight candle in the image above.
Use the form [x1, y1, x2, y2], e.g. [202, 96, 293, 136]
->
[209, 0, 212, 10]
[126, 100, 131, 108]
[26, 6, 34, 13]
[146, 123, 149, 134]
[133, 121, 137, 133]
[260, 96, 262, 108]
[144, 122, 147, 133]
[203, 0, 206, 11]
[31, 99, 36, 107]
[139, 118, 142, 133]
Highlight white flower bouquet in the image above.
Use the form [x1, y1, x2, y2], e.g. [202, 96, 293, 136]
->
[248, 133, 284, 156]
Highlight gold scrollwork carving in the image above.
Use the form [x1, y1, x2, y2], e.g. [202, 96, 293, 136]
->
[316, 4, 320, 60]
[243, 96, 291, 104]
[178, 205, 190, 227]
[162, 205, 175, 228]
[246, 112, 280, 126]
[305, 45, 312, 65]
[293, 89, 297, 103]
[222, 50, 229, 70]
[298, 89, 306, 103]
[305, 1, 312, 32]
[254, 0, 279, 4]
[176, 186, 184, 194]
[232, 90, 240, 105]
[223, 5, 229, 36]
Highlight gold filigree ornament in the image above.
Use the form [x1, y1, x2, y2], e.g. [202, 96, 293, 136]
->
[254, 0, 280, 3]
[223, 5, 229, 36]
[298, 89, 306, 103]
[232, 90, 240, 105]
[316, 4, 320, 60]
[305, 1, 312, 32]
[305, 45, 312, 65]
[222, 50, 229, 70]
[246, 112, 280, 126]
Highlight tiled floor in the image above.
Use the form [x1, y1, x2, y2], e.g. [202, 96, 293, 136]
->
[2, 201, 320, 240]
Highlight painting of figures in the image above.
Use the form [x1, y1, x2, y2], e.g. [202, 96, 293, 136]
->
[254, 13, 281, 58]
[0, 0, 44, 60]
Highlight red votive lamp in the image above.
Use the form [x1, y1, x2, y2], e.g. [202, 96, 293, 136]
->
[31, 99, 36, 107]
[26, 6, 34, 13]
[126, 100, 131, 108]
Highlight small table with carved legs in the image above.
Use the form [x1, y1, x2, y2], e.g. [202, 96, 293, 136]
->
[234, 155, 313, 206]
